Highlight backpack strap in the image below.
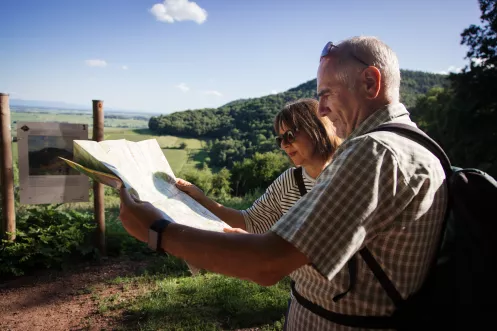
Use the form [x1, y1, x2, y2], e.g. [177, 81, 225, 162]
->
[290, 280, 397, 329]
[356, 123, 453, 308]
[359, 248, 404, 308]
[292, 166, 358, 302]
[293, 167, 308, 197]
[368, 123, 452, 176]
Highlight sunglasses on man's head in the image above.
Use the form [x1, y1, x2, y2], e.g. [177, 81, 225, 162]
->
[275, 129, 297, 147]
[320, 41, 370, 67]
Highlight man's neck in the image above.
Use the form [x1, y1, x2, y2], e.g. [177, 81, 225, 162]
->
[347, 98, 396, 137]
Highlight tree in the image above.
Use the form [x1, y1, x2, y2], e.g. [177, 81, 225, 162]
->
[460, 0, 497, 71]
[230, 152, 291, 196]
[413, 0, 497, 177]
[211, 168, 232, 199]
[449, 0, 497, 175]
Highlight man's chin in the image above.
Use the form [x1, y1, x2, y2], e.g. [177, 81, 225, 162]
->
[330, 120, 345, 138]
[335, 127, 347, 139]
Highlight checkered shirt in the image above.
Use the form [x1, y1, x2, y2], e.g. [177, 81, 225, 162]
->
[270, 103, 448, 331]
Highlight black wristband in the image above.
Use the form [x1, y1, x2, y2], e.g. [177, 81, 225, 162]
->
[148, 218, 172, 253]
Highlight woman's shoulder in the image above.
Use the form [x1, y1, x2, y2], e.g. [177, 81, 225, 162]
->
[266, 167, 302, 192]
[273, 167, 298, 183]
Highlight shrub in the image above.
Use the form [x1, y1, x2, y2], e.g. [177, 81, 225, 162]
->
[0, 206, 97, 278]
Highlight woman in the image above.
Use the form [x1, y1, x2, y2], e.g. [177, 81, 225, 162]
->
[175, 97, 341, 234]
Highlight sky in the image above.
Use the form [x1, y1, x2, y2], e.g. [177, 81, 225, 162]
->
[0, 0, 483, 114]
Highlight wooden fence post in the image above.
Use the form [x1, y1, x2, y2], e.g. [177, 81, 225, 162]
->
[92, 100, 106, 255]
[0, 93, 16, 241]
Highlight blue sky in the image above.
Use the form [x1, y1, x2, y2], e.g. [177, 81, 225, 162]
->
[0, 0, 482, 114]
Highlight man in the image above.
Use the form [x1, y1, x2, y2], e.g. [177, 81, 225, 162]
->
[118, 36, 447, 330]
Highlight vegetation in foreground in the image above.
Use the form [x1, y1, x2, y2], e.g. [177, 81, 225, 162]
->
[0, 190, 289, 330]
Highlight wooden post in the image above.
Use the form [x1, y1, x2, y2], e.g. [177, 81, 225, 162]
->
[92, 100, 106, 255]
[0, 93, 16, 241]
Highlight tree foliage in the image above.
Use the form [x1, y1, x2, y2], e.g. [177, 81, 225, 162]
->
[230, 152, 291, 196]
[412, 0, 497, 177]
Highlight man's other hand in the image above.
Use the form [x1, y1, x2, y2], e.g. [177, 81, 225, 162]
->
[119, 187, 165, 243]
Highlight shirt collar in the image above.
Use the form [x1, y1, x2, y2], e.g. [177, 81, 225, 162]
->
[345, 102, 411, 142]
[302, 166, 316, 183]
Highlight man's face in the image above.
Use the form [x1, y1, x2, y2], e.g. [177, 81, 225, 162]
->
[316, 57, 359, 139]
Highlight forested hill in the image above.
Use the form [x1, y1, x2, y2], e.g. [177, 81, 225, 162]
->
[148, 69, 448, 172]
[149, 69, 448, 139]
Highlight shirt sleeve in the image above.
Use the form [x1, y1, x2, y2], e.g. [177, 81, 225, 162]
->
[270, 136, 415, 281]
[241, 169, 290, 234]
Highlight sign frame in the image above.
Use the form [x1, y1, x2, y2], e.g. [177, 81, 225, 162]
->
[17, 122, 90, 205]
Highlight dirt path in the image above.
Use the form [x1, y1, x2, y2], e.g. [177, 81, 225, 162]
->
[0, 257, 149, 331]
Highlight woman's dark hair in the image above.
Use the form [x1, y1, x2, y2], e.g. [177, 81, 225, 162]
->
[274, 98, 340, 162]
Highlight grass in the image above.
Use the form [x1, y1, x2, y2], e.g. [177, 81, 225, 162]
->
[94, 192, 289, 330]
[163, 149, 189, 173]
[92, 252, 289, 331]
[59, 190, 288, 330]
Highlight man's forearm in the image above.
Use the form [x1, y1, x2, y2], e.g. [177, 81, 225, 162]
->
[196, 195, 247, 230]
[161, 223, 308, 286]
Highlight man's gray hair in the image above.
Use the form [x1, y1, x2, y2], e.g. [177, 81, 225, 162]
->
[333, 36, 401, 102]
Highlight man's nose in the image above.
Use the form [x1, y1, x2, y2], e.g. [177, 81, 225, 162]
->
[318, 100, 327, 115]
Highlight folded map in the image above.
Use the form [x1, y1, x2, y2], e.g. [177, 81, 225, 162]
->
[61, 138, 232, 274]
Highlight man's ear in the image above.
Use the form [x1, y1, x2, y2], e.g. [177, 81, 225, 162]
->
[362, 67, 381, 99]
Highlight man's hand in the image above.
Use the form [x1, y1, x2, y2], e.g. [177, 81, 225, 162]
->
[119, 187, 165, 243]
[176, 178, 205, 201]
[118, 187, 309, 286]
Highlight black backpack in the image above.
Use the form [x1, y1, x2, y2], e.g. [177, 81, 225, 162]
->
[290, 123, 497, 330]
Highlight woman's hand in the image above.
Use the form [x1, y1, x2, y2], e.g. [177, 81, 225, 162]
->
[223, 227, 249, 234]
[175, 178, 205, 201]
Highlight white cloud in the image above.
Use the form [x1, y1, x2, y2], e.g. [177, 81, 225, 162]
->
[437, 65, 462, 75]
[471, 57, 495, 69]
[85, 59, 107, 67]
[203, 90, 222, 97]
[472, 58, 484, 66]
[122, 65, 128, 70]
[150, 0, 207, 24]
[176, 83, 190, 92]
[271, 90, 278, 94]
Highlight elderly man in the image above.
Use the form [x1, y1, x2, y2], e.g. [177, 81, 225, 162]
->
[118, 36, 447, 330]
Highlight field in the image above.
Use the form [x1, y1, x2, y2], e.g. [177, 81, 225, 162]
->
[9, 109, 208, 176]
[2, 109, 288, 330]
[103, 128, 206, 174]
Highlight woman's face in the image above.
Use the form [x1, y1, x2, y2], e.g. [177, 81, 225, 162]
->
[278, 123, 317, 167]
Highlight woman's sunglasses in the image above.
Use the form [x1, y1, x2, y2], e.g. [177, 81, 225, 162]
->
[275, 129, 297, 147]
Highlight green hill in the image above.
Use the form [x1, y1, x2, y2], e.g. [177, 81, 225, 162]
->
[149, 69, 448, 169]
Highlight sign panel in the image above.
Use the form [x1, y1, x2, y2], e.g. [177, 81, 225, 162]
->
[17, 122, 90, 204]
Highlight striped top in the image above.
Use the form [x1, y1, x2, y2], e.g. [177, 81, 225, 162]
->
[241, 167, 316, 234]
